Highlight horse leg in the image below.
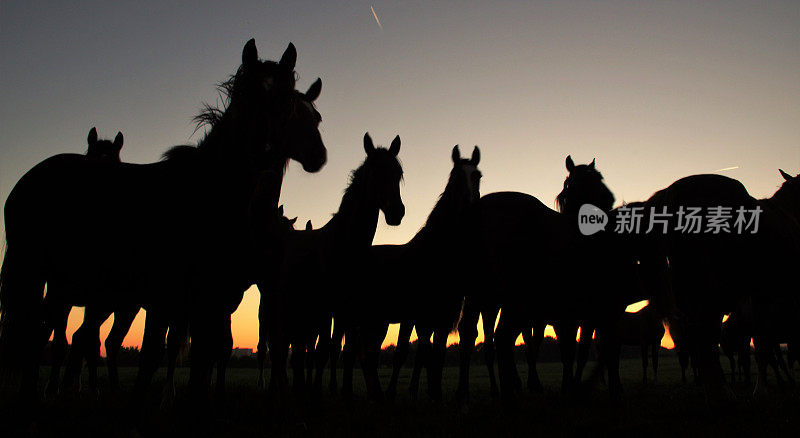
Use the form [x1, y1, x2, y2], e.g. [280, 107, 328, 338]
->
[44, 304, 70, 397]
[340, 328, 357, 401]
[641, 342, 649, 385]
[679, 346, 689, 384]
[160, 318, 187, 411]
[131, 310, 168, 409]
[312, 316, 331, 394]
[386, 321, 409, 403]
[214, 314, 233, 405]
[773, 343, 794, 387]
[456, 301, 479, 407]
[85, 308, 112, 396]
[554, 320, 578, 394]
[652, 342, 660, 384]
[410, 326, 432, 402]
[290, 333, 306, 394]
[62, 316, 91, 394]
[524, 321, 545, 392]
[428, 328, 448, 402]
[575, 324, 592, 384]
[106, 306, 138, 391]
[329, 323, 344, 395]
[361, 326, 384, 403]
[305, 332, 316, 393]
[256, 296, 269, 390]
[494, 308, 519, 407]
[482, 306, 501, 398]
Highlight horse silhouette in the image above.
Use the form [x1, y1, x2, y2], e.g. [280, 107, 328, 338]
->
[258, 133, 403, 402]
[456, 156, 637, 407]
[333, 145, 480, 402]
[514, 202, 651, 393]
[0, 40, 327, 410]
[642, 170, 799, 400]
[41, 127, 126, 396]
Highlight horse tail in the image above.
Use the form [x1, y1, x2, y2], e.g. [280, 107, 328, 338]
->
[0, 243, 46, 377]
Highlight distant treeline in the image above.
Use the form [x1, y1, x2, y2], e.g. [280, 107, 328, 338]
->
[41, 339, 676, 369]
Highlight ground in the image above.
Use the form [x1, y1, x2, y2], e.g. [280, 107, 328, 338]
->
[1, 354, 798, 437]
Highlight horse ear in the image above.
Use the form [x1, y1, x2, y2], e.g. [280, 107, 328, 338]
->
[566, 155, 575, 172]
[471, 146, 481, 165]
[113, 132, 124, 150]
[363, 132, 375, 156]
[305, 220, 313, 231]
[589, 158, 596, 170]
[779, 169, 792, 181]
[389, 135, 401, 157]
[289, 217, 297, 226]
[88, 127, 98, 145]
[452, 145, 461, 163]
[306, 78, 322, 102]
[280, 43, 297, 71]
[242, 39, 258, 66]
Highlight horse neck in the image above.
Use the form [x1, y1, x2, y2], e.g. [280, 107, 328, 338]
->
[195, 105, 285, 212]
[411, 180, 468, 249]
[766, 186, 800, 223]
[324, 172, 380, 253]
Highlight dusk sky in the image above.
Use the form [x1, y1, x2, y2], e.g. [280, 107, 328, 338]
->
[1, 1, 798, 352]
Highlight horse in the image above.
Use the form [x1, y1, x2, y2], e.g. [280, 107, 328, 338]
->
[40, 127, 126, 396]
[457, 156, 635, 408]
[259, 133, 404, 402]
[641, 170, 800, 400]
[0, 40, 327, 413]
[333, 145, 481, 403]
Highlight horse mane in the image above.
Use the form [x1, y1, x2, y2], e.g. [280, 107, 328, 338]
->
[161, 144, 200, 162]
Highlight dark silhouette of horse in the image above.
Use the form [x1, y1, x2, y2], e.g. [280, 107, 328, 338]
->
[457, 156, 635, 408]
[642, 170, 800, 400]
[259, 133, 404, 401]
[333, 145, 481, 402]
[0, 40, 327, 411]
[41, 127, 126, 396]
[516, 203, 653, 393]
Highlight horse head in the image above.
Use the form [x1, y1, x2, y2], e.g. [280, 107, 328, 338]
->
[557, 155, 615, 215]
[450, 145, 482, 204]
[362, 133, 405, 226]
[220, 40, 326, 174]
[776, 169, 800, 222]
[86, 127, 123, 162]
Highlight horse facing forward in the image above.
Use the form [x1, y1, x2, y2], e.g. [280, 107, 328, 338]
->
[0, 40, 327, 412]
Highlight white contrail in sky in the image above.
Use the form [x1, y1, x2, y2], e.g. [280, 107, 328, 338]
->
[714, 166, 740, 172]
[371, 5, 383, 30]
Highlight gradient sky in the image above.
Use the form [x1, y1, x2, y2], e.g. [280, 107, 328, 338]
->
[1, 1, 798, 353]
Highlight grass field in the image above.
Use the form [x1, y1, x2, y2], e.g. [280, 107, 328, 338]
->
[3, 353, 799, 437]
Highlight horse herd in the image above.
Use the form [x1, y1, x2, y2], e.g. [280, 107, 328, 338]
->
[0, 40, 798, 420]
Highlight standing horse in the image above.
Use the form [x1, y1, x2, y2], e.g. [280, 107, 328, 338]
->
[0, 40, 327, 411]
[458, 156, 634, 407]
[642, 170, 800, 400]
[42, 127, 125, 396]
[336, 145, 481, 402]
[260, 133, 404, 401]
